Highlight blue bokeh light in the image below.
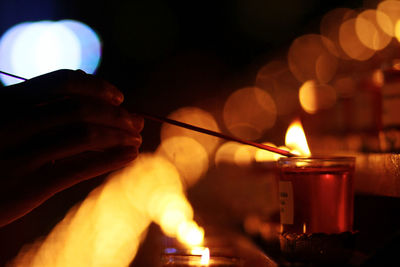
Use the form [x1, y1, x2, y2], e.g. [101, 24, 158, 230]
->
[0, 20, 102, 86]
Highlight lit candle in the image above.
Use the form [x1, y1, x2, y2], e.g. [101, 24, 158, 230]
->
[277, 120, 357, 264]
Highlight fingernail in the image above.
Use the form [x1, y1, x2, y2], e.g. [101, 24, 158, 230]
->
[131, 114, 144, 131]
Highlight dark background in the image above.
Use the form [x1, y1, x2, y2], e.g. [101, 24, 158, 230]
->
[0, 0, 367, 150]
[0, 0, 376, 265]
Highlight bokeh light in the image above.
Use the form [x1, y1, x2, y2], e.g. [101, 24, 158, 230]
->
[161, 107, 221, 156]
[0, 22, 31, 85]
[320, 8, 357, 59]
[377, 0, 400, 37]
[60, 20, 102, 74]
[215, 142, 257, 166]
[11, 22, 81, 77]
[355, 9, 392, 51]
[288, 34, 338, 83]
[223, 86, 277, 140]
[214, 142, 243, 166]
[299, 80, 337, 114]
[158, 136, 209, 187]
[255, 60, 300, 115]
[0, 20, 101, 85]
[339, 18, 375, 61]
[11, 153, 205, 266]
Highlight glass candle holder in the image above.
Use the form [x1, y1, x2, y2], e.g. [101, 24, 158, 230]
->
[277, 156, 357, 264]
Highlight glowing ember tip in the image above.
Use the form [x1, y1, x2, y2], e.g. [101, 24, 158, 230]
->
[285, 119, 311, 156]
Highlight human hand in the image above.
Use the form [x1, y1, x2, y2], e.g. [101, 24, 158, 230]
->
[0, 69, 143, 226]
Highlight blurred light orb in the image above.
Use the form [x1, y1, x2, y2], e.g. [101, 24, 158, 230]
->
[223, 87, 277, 140]
[288, 34, 338, 83]
[395, 21, 400, 42]
[355, 9, 392, 51]
[339, 18, 375, 61]
[161, 107, 221, 156]
[214, 142, 242, 166]
[61, 20, 102, 74]
[0, 22, 31, 85]
[0, 20, 101, 85]
[234, 144, 257, 166]
[320, 8, 357, 59]
[158, 136, 209, 187]
[299, 80, 337, 114]
[256, 60, 300, 115]
[377, 0, 400, 37]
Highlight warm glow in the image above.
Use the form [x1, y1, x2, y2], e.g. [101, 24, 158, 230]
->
[285, 119, 311, 156]
[12, 153, 205, 266]
[234, 144, 257, 166]
[355, 9, 392, 51]
[303, 223, 307, 234]
[395, 20, 400, 42]
[299, 80, 337, 114]
[158, 136, 209, 187]
[288, 34, 338, 83]
[372, 69, 384, 87]
[320, 8, 357, 59]
[339, 18, 375, 61]
[254, 143, 289, 162]
[214, 142, 242, 165]
[189, 247, 210, 265]
[177, 221, 205, 246]
[223, 87, 277, 140]
[214, 141, 258, 166]
[200, 248, 210, 265]
[161, 107, 221, 156]
[377, 0, 400, 37]
[255, 60, 300, 115]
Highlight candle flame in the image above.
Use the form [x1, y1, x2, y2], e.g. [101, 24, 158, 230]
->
[285, 119, 311, 156]
[200, 247, 210, 265]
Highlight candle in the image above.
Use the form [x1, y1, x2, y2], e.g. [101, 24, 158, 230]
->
[277, 156, 357, 263]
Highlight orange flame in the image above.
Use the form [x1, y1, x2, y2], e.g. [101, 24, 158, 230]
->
[285, 119, 311, 156]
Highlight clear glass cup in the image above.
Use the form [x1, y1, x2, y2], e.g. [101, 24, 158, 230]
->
[277, 156, 356, 263]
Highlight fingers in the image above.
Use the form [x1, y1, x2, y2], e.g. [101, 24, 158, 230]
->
[0, 97, 144, 150]
[1, 69, 124, 107]
[0, 146, 138, 227]
[3, 123, 142, 178]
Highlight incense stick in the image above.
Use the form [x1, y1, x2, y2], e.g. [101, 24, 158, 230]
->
[0, 70, 295, 157]
[0, 70, 27, 81]
[136, 111, 294, 157]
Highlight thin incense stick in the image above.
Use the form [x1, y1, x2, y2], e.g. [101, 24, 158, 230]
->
[0, 70, 27, 81]
[0, 70, 295, 157]
[137, 111, 295, 157]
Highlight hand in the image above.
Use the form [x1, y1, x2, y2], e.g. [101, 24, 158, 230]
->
[0, 69, 143, 226]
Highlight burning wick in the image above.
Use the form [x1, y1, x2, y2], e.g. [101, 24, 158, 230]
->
[0, 70, 295, 157]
